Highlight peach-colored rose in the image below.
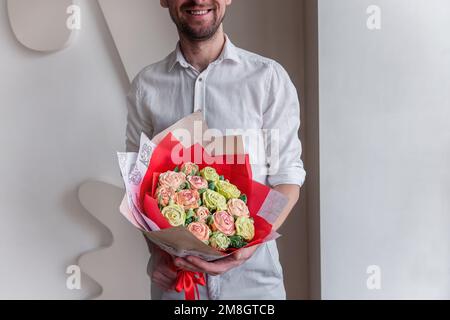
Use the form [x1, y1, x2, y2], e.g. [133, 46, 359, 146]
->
[227, 199, 250, 218]
[175, 189, 200, 210]
[181, 162, 199, 176]
[195, 206, 210, 223]
[159, 171, 186, 190]
[155, 185, 175, 207]
[211, 211, 236, 236]
[187, 175, 208, 190]
[187, 222, 211, 243]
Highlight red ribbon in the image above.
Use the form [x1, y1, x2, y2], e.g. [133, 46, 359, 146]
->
[175, 270, 206, 300]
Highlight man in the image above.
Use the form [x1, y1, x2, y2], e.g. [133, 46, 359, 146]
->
[126, 0, 306, 300]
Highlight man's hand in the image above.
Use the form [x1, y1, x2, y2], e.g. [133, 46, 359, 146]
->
[149, 245, 178, 291]
[173, 244, 260, 276]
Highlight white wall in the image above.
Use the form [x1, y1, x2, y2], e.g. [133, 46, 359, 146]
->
[0, 0, 134, 299]
[98, 0, 178, 81]
[0, 0, 309, 299]
[319, 0, 450, 299]
[7, 0, 76, 52]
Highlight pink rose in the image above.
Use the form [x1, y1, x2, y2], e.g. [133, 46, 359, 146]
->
[187, 222, 211, 243]
[195, 206, 210, 223]
[175, 189, 200, 210]
[159, 171, 186, 190]
[227, 199, 250, 218]
[181, 162, 199, 176]
[155, 185, 175, 207]
[187, 175, 208, 190]
[211, 211, 236, 236]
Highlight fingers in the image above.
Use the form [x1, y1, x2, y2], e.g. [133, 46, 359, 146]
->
[162, 259, 178, 279]
[151, 269, 176, 291]
[173, 257, 204, 273]
[174, 256, 221, 275]
[185, 256, 240, 276]
[231, 244, 260, 260]
[151, 258, 178, 291]
[157, 246, 260, 278]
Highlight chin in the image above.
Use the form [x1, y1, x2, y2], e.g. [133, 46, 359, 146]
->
[182, 24, 219, 40]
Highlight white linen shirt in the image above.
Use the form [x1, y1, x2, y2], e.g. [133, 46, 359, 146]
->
[126, 36, 306, 188]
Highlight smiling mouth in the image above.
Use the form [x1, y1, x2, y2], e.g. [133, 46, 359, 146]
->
[186, 9, 214, 16]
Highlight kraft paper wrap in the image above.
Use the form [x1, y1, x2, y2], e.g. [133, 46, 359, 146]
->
[118, 112, 287, 261]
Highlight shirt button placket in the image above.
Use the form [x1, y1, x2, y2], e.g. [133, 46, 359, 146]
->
[194, 72, 207, 119]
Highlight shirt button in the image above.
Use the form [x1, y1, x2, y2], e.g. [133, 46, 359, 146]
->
[198, 77, 203, 82]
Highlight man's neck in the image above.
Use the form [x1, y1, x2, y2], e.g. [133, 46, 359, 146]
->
[178, 27, 226, 72]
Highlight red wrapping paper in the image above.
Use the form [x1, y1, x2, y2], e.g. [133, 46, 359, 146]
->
[139, 132, 276, 299]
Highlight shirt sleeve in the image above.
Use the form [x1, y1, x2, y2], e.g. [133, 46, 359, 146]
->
[125, 76, 153, 153]
[263, 62, 306, 187]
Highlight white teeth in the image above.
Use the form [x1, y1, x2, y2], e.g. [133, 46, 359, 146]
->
[189, 10, 209, 15]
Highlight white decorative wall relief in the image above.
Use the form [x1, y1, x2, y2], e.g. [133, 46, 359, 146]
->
[7, 0, 79, 51]
[0, 0, 150, 299]
[97, 0, 178, 80]
[4, 0, 172, 300]
[3, 0, 177, 299]
[78, 181, 150, 300]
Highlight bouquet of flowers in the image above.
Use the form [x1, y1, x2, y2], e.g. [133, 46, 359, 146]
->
[117, 112, 288, 300]
[157, 163, 255, 251]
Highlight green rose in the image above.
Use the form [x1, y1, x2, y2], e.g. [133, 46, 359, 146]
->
[202, 189, 227, 212]
[209, 231, 231, 251]
[235, 216, 255, 241]
[200, 167, 220, 182]
[216, 180, 241, 200]
[162, 204, 186, 227]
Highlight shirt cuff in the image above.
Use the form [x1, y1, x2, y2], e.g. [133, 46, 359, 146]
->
[267, 167, 306, 188]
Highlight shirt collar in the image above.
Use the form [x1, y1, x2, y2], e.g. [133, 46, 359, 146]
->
[168, 34, 241, 72]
